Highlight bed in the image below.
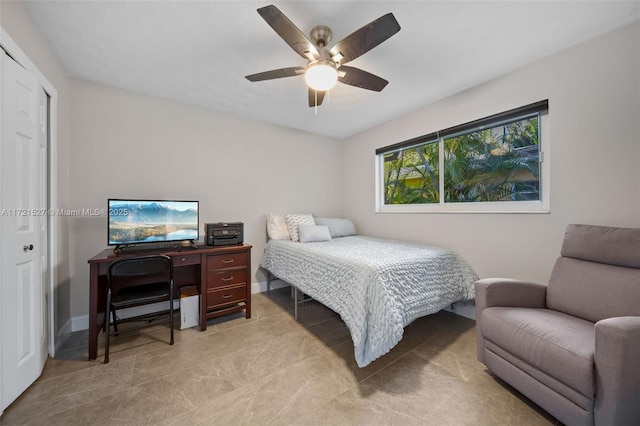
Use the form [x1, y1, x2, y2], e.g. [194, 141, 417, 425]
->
[260, 214, 478, 367]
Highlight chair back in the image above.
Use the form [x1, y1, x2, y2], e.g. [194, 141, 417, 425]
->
[547, 224, 640, 322]
[108, 255, 173, 292]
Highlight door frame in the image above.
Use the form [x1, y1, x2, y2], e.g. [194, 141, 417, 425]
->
[1, 27, 58, 358]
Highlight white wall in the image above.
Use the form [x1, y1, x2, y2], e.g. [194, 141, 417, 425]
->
[0, 1, 72, 336]
[343, 22, 640, 285]
[68, 79, 344, 320]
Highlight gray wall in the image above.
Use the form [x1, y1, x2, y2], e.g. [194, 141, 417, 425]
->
[342, 22, 640, 285]
[68, 79, 344, 320]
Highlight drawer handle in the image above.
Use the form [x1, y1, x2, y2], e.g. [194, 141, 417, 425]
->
[222, 276, 234, 281]
[180, 257, 187, 263]
[221, 259, 234, 264]
[222, 293, 234, 299]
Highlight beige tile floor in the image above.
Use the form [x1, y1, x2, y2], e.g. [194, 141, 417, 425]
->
[1, 288, 558, 425]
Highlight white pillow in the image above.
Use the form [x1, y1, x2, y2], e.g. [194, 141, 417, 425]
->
[267, 213, 291, 240]
[298, 225, 332, 243]
[313, 217, 356, 238]
[284, 213, 315, 242]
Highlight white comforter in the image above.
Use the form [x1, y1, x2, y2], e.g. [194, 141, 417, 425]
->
[260, 236, 477, 367]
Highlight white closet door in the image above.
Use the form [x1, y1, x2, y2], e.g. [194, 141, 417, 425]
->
[0, 49, 47, 414]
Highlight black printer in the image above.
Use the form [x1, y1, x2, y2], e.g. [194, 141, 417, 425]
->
[205, 222, 244, 246]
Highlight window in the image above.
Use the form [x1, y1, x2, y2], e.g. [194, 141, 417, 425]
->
[376, 101, 549, 213]
[382, 138, 440, 204]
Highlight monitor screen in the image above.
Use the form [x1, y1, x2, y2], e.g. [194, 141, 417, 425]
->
[108, 199, 199, 246]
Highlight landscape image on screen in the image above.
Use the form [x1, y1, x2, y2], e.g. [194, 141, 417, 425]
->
[108, 200, 198, 245]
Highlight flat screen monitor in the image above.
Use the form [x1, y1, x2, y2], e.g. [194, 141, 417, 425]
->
[108, 199, 199, 246]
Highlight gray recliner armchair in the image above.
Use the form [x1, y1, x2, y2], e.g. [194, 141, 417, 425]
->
[475, 224, 640, 426]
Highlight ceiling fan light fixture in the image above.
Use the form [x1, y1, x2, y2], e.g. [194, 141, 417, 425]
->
[305, 61, 338, 91]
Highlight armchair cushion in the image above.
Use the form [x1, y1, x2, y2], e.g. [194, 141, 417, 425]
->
[481, 307, 595, 400]
[561, 224, 640, 269]
[548, 257, 640, 323]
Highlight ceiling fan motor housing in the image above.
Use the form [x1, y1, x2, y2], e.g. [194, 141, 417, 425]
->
[310, 25, 332, 48]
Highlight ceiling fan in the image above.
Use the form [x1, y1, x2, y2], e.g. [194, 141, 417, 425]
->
[245, 5, 401, 107]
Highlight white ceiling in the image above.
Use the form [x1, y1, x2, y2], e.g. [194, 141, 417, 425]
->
[21, 1, 640, 139]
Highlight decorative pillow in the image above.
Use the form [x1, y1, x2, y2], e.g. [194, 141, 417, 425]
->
[284, 213, 315, 242]
[298, 225, 332, 243]
[266, 213, 291, 240]
[313, 217, 356, 238]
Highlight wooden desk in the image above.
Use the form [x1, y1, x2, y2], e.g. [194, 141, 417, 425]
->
[87, 244, 252, 360]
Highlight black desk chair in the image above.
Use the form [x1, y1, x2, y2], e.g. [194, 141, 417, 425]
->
[104, 255, 174, 363]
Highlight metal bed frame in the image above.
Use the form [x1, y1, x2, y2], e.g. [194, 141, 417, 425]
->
[266, 270, 313, 320]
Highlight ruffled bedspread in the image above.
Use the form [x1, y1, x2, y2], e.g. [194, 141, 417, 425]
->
[260, 236, 478, 367]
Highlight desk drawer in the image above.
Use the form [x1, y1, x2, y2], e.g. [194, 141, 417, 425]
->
[207, 270, 246, 288]
[206, 284, 246, 308]
[172, 253, 200, 267]
[207, 252, 246, 270]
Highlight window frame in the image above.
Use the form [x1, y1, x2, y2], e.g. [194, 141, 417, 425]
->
[375, 101, 550, 214]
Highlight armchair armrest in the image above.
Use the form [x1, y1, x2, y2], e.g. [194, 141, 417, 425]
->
[475, 278, 547, 311]
[594, 316, 640, 426]
[475, 278, 547, 363]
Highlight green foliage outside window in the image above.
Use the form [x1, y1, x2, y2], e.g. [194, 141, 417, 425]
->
[383, 116, 540, 205]
[384, 141, 439, 204]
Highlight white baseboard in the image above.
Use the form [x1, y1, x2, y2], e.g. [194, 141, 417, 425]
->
[70, 284, 275, 333]
[58, 317, 72, 336]
[69, 281, 474, 332]
[71, 315, 89, 332]
[70, 300, 181, 332]
[251, 278, 289, 294]
[54, 318, 73, 354]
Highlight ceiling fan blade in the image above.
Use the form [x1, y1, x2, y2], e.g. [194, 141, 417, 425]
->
[338, 66, 388, 91]
[329, 13, 400, 65]
[308, 88, 326, 107]
[258, 5, 319, 61]
[245, 67, 305, 82]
